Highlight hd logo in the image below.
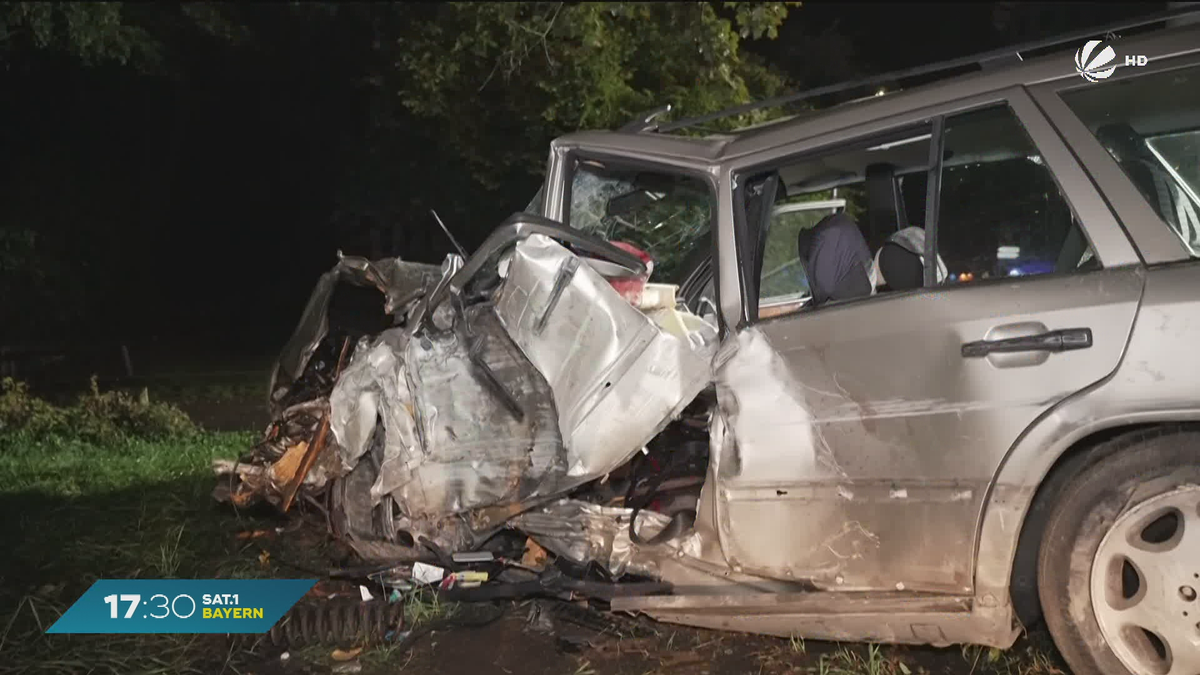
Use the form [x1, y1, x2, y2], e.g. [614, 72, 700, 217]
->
[1075, 39, 1148, 82]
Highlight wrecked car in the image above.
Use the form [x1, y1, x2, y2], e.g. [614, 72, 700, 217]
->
[218, 17, 1200, 675]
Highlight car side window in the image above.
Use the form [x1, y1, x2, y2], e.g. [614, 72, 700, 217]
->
[741, 128, 928, 320]
[934, 104, 1098, 282]
[741, 104, 1103, 322]
[757, 199, 843, 317]
[1059, 63, 1200, 256]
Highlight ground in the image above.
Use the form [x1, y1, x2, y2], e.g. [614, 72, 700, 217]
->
[0, 361, 1070, 675]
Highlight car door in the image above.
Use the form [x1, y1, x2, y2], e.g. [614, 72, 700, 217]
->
[712, 90, 1144, 594]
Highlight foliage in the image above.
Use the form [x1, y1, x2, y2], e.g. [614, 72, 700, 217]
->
[363, 2, 797, 192]
[0, 1, 246, 70]
[0, 2, 804, 335]
[0, 2, 156, 66]
[0, 378, 66, 437]
[0, 376, 196, 448]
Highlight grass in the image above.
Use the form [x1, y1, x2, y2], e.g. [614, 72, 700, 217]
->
[0, 378, 290, 675]
[401, 585, 456, 627]
[814, 644, 909, 675]
[961, 642, 1067, 675]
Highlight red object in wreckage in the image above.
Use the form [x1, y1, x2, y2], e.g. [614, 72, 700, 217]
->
[606, 242, 654, 306]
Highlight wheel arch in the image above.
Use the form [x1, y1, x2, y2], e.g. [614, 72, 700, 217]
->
[974, 411, 1200, 625]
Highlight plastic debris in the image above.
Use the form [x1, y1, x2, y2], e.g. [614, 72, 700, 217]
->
[451, 551, 495, 564]
[412, 562, 445, 585]
[439, 571, 488, 590]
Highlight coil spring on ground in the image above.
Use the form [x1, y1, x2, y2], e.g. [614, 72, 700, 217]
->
[269, 600, 405, 648]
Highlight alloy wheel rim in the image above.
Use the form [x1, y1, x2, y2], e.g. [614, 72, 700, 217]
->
[1091, 485, 1200, 675]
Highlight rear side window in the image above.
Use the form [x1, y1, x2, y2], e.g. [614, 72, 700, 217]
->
[935, 105, 1093, 281]
[1061, 64, 1200, 255]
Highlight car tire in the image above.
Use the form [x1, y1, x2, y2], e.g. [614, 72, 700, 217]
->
[1010, 428, 1143, 628]
[1037, 427, 1200, 675]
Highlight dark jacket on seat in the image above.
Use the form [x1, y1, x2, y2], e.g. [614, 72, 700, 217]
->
[797, 213, 873, 306]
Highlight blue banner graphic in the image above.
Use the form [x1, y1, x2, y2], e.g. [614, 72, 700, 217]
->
[47, 579, 316, 634]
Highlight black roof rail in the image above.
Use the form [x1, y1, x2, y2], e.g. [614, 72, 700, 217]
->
[653, 5, 1200, 134]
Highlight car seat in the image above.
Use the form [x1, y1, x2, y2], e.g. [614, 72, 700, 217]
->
[869, 226, 948, 292]
[797, 212, 874, 305]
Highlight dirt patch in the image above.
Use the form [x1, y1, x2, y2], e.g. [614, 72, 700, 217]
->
[262, 596, 1068, 675]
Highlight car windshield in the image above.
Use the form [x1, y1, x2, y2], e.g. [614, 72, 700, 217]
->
[567, 161, 712, 282]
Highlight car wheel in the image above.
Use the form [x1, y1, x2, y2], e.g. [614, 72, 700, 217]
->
[1038, 428, 1200, 675]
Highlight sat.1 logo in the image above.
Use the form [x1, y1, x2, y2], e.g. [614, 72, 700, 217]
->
[1075, 39, 1148, 82]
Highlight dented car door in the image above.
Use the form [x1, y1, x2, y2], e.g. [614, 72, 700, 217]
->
[711, 96, 1145, 595]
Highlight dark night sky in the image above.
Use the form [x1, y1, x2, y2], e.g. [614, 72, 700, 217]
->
[0, 2, 1173, 355]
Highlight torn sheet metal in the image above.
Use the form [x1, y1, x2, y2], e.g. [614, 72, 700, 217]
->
[494, 234, 718, 478]
[270, 255, 441, 415]
[329, 303, 566, 550]
[322, 236, 716, 552]
[327, 329, 418, 488]
[392, 305, 566, 516]
[713, 328, 841, 483]
[212, 395, 344, 509]
[513, 499, 681, 578]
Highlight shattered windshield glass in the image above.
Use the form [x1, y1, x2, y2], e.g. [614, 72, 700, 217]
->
[567, 161, 712, 282]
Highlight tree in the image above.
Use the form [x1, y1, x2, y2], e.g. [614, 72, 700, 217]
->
[351, 2, 797, 198]
[0, 2, 247, 70]
[0, 2, 803, 341]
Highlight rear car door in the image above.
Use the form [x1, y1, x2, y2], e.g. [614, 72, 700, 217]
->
[712, 89, 1144, 594]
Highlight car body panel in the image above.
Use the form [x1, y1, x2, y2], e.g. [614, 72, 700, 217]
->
[976, 260, 1200, 599]
[711, 268, 1142, 594]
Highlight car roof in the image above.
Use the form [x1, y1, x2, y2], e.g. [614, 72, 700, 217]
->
[551, 21, 1200, 166]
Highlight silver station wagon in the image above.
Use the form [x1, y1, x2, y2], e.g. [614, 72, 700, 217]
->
[241, 11, 1200, 675]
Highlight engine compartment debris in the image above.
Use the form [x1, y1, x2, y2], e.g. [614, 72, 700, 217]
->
[214, 213, 717, 606]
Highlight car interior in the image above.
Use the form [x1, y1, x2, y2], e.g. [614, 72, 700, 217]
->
[746, 103, 1102, 321]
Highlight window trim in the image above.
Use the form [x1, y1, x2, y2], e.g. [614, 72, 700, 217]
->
[923, 116, 946, 288]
